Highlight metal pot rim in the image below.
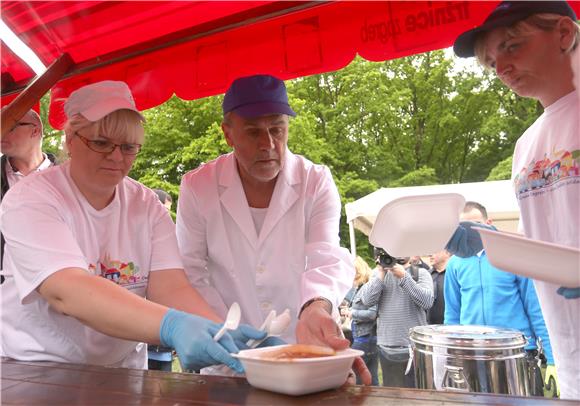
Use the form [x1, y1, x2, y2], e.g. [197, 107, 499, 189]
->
[409, 325, 527, 349]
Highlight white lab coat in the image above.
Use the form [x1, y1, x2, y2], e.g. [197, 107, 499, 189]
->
[176, 150, 354, 342]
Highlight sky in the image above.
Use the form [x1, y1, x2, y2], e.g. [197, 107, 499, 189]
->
[444, 47, 484, 75]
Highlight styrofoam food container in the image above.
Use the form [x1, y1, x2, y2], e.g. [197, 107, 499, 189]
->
[476, 227, 580, 287]
[233, 345, 363, 396]
[369, 193, 465, 257]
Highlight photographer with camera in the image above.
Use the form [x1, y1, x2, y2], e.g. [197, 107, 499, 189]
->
[358, 247, 434, 388]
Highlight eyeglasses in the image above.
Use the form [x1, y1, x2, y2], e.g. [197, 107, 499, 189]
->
[9, 122, 36, 132]
[75, 132, 142, 155]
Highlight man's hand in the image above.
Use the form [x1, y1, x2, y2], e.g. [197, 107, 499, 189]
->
[376, 265, 387, 280]
[297, 300, 344, 347]
[339, 306, 352, 318]
[389, 263, 406, 279]
[348, 357, 372, 385]
[296, 300, 372, 385]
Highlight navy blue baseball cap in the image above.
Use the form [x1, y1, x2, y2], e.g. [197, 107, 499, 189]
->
[222, 74, 296, 118]
[454, 1, 577, 58]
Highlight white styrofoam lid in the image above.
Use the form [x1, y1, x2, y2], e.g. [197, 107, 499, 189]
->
[369, 193, 465, 257]
[477, 227, 580, 287]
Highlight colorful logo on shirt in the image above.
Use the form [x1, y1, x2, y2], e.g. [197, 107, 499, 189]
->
[514, 148, 580, 197]
[88, 254, 146, 289]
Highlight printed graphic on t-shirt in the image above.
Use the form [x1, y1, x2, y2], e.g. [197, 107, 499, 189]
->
[514, 148, 580, 199]
[88, 253, 147, 290]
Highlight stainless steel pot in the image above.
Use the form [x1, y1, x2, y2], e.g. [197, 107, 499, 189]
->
[409, 325, 529, 396]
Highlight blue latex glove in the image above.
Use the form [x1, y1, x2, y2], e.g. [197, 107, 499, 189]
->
[445, 221, 497, 258]
[557, 287, 580, 299]
[159, 309, 244, 373]
[228, 324, 286, 350]
[228, 324, 266, 350]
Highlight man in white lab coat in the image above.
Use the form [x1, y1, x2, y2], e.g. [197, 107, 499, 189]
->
[177, 74, 369, 383]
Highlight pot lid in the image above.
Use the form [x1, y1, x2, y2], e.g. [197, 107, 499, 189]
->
[409, 325, 526, 349]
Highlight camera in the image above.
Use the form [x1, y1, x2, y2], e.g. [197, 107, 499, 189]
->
[373, 247, 407, 268]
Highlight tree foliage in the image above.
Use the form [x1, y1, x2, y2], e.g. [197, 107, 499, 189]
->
[487, 156, 513, 181]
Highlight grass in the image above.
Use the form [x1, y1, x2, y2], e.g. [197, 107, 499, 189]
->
[170, 355, 182, 373]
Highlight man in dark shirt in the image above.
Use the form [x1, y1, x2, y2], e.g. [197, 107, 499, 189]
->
[426, 249, 450, 325]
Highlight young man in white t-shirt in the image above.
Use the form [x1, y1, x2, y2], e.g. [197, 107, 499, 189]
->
[452, 1, 580, 399]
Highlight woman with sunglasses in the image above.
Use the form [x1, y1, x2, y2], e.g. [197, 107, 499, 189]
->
[0, 81, 269, 371]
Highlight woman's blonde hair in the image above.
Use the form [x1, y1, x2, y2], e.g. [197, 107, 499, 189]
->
[64, 109, 144, 145]
[353, 256, 372, 287]
[475, 13, 580, 69]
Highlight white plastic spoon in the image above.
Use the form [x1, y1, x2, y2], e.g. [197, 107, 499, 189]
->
[268, 308, 291, 336]
[249, 308, 291, 348]
[213, 302, 241, 342]
[246, 309, 277, 348]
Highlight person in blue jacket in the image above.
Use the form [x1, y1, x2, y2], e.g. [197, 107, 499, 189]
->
[444, 201, 553, 396]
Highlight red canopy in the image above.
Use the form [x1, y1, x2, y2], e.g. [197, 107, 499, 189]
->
[2, 1, 578, 129]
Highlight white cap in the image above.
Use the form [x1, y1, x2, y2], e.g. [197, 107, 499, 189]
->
[64, 80, 144, 122]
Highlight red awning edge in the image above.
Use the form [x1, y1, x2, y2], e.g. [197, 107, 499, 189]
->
[4, 1, 577, 129]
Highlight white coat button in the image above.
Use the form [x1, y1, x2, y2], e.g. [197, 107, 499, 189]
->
[260, 301, 271, 310]
[257, 265, 266, 273]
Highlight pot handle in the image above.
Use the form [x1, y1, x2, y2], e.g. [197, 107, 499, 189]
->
[404, 345, 413, 375]
[442, 365, 471, 392]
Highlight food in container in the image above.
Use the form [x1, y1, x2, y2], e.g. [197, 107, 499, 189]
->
[233, 344, 363, 395]
[256, 344, 335, 360]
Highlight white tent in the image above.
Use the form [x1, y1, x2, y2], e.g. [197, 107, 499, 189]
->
[344, 180, 520, 256]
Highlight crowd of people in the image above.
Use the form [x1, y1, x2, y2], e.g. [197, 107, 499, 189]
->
[0, 0, 578, 400]
[340, 199, 555, 393]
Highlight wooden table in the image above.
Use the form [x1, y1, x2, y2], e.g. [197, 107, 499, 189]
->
[2, 358, 575, 405]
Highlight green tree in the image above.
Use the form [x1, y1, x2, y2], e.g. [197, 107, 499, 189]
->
[40, 93, 64, 157]
[130, 96, 226, 189]
[487, 156, 513, 181]
[390, 166, 439, 187]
